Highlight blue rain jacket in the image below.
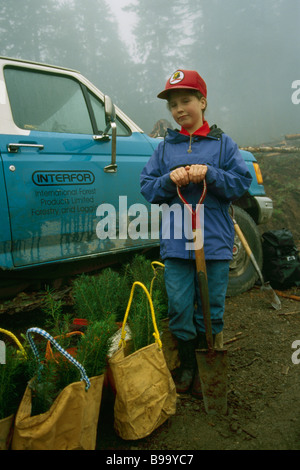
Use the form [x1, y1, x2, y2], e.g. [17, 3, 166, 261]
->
[140, 126, 252, 261]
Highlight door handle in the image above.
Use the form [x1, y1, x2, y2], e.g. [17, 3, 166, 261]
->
[7, 143, 44, 153]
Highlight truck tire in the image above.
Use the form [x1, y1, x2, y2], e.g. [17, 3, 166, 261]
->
[227, 206, 263, 297]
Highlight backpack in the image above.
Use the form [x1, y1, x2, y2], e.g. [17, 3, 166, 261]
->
[262, 228, 300, 289]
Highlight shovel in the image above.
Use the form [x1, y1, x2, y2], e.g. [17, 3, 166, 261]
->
[177, 181, 228, 415]
[230, 206, 281, 310]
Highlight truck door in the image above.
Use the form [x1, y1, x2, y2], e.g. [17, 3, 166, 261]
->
[0, 65, 156, 268]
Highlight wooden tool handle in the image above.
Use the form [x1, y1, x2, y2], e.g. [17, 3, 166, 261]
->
[234, 222, 252, 257]
[233, 221, 264, 285]
[194, 239, 214, 351]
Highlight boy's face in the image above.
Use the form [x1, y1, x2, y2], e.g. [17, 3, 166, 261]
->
[168, 90, 206, 134]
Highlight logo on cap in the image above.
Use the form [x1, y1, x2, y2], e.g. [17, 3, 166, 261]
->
[169, 70, 184, 85]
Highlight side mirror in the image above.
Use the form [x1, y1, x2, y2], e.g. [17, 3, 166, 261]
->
[104, 95, 116, 127]
[93, 96, 117, 172]
[103, 95, 117, 173]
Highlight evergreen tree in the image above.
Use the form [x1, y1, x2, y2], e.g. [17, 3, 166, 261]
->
[187, 0, 300, 144]
[0, 0, 135, 118]
[124, 0, 198, 131]
[0, 0, 55, 61]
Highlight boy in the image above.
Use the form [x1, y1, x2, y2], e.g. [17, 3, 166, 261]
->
[140, 69, 252, 396]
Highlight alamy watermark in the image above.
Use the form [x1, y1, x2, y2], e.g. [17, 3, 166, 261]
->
[291, 80, 300, 104]
[95, 196, 204, 250]
[291, 340, 300, 365]
[0, 340, 5, 364]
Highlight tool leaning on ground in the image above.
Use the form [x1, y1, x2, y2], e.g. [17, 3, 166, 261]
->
[229, 206, 281, 310]
[177, 180, 228, 415]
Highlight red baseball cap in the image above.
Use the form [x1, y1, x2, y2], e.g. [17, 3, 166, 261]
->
[157, 69, 207, 100]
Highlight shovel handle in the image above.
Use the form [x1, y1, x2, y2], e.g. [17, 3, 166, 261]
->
[194, 243, 214, 351]
[177, 180, 214, 351]
[233, 222, 251, 257]
[177, 180, 207, 230]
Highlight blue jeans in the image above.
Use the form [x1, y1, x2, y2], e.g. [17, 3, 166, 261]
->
[164, 258, 229, 341]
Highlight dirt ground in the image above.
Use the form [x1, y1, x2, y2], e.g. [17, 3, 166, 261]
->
[1, 148, 299, 452]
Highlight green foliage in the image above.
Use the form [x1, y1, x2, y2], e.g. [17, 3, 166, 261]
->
[18, 335, 81, 416]
[124, 254, 168, 319]
[42, 287, 72, 338]
[71, 256, 169, 354]
[27, 318, 116, 416]
[0, 256, 169, 417]
[0, 346, 28, 419]
[150, 267, 169, 320]
[25, 289, 118, 416]
[127, 293, 163, 354]
[121, 255, 168, 353]
[72, 269, 130, 323]
[29, 360, 62, 416]
[76, 319, 116, 378]
[123, 254, 154, 289]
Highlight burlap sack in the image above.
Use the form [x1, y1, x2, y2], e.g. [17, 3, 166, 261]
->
[108, 282, 176, 440]
[11, 327, 104, 450]
[160, 318, 180, 372]
[11, 375, 104, 450]
[0, 328, 27, 450]
[0, 414, 14, 451]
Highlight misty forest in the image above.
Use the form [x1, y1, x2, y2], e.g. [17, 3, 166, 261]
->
[0, 0, 299, 145]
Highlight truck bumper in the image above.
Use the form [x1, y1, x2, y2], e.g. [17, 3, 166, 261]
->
[254, 196, 273, 224]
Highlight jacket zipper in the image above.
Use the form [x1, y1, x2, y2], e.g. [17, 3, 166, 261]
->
[187, 135, 192, 153]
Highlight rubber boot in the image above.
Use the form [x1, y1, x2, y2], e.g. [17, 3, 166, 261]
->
[173, 338, 197, 393]
[191, 332, 216, 399]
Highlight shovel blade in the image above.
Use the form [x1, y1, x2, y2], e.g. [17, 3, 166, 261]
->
[196, 348, 228, 415]
[261, 283, 281, 310]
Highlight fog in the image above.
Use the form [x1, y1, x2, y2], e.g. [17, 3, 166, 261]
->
[0, 0, 299, 146]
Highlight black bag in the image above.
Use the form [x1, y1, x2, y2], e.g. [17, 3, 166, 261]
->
[262, 229, 300, 289]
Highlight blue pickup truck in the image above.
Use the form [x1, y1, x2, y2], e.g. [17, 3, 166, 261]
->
[0, 57, 273, 297]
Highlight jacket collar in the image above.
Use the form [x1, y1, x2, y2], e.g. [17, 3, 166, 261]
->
[165, 124, 223, 143]
[179, 120, 211, 137]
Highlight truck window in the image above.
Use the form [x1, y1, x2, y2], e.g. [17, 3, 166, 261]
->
[4, 67, 93, 134]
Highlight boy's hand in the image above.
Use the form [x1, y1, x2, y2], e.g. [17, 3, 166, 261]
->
[170, 167, 190, 187]
[170, 165, 208, 186]
[185, 164, 207, 184]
